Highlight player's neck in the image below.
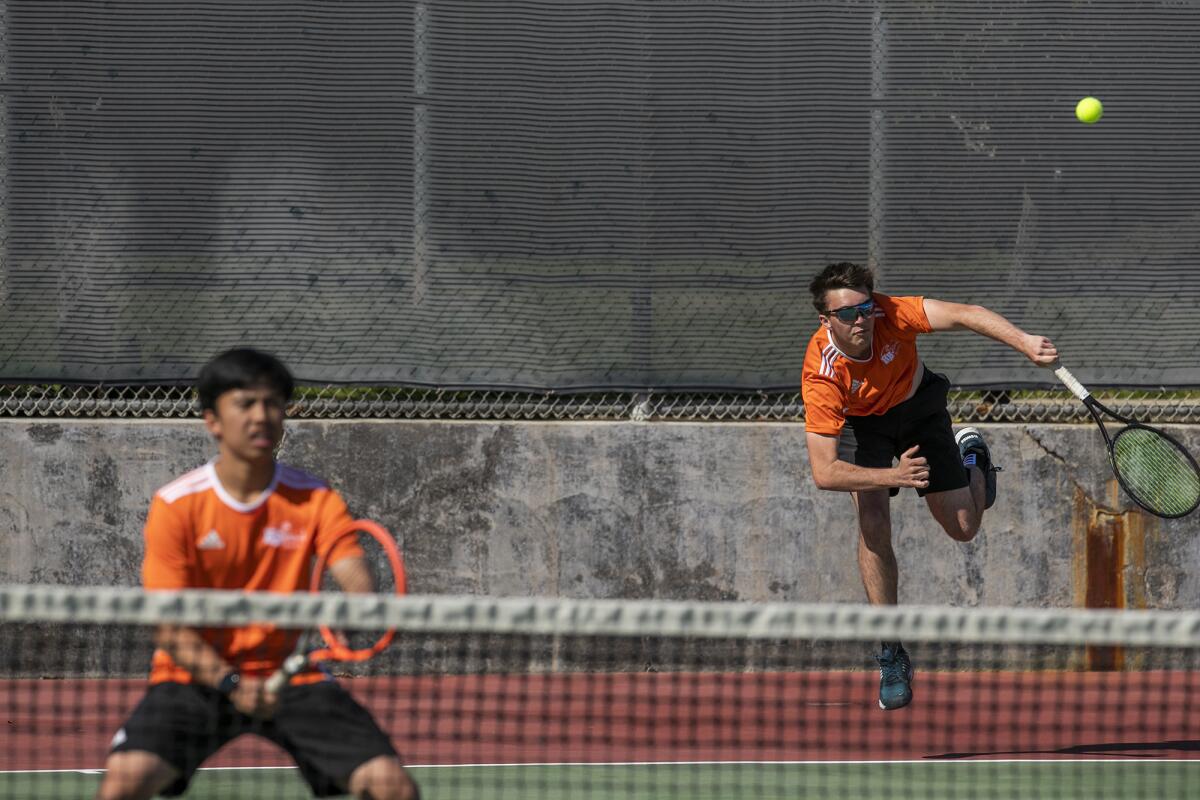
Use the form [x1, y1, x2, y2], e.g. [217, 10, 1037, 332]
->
[212, 453, 276, 504]
[829, 328, 871, 360]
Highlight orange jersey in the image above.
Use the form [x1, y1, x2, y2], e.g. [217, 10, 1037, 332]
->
[142, 461, 360, 684]
[801, 293, 932, 435]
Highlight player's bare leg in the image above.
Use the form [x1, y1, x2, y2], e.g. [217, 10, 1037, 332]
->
[347, 754, 421, 800]
[927, 426, 999, 542]
[94, 751, 179, 800]
[851, 488, 897, 606]
[851, 488, 913, 709]
[924, 473, 984, 542]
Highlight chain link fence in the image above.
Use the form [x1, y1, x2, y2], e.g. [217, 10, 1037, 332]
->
[2, 385, 1197, 424]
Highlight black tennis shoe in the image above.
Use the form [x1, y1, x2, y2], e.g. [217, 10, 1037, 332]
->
[876, 643, 914, 711]
[955, 426, 1000, 509]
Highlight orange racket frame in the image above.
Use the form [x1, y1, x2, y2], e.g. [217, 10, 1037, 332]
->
[266, 519, 406, 692]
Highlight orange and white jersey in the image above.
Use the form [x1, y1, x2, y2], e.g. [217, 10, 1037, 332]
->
[142, 460, 360, 684]
[801, 293, 932, 435]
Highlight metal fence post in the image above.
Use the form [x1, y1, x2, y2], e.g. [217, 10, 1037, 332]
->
[413, 1, 431, 305]
[867, 3, 888, 282]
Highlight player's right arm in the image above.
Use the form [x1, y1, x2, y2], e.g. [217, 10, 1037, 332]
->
[806, 433, 930, 492]
[800, 340, 929, 492]
[143, 495, 277, 717]
[151, 625, 275, 716]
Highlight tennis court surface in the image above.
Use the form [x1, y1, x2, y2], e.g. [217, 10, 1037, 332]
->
[3, 586, 1198, 798]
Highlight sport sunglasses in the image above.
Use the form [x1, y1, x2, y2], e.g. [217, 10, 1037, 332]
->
[825, 299, 875, 323]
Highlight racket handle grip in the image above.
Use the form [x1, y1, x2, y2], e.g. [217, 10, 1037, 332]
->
[1053, 365, 1091, 402]
[265, 653, 308, 694]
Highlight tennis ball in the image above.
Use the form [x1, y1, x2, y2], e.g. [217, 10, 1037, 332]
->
[1075, 96, 1103, 124]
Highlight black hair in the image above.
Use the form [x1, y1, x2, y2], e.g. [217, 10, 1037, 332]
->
[808, 262, 876, 313]
[196, 348, 295, 412]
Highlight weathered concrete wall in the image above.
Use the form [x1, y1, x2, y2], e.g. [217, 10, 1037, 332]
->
[1, 420, 1197, 610]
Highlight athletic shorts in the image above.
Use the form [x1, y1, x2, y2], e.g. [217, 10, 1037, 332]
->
[110, 680, 399, 797]
[836, 368, 968, 497]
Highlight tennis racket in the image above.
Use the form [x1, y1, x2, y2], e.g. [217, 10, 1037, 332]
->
[1054, 364, 1200, 518]
[265, 519, 407, 693]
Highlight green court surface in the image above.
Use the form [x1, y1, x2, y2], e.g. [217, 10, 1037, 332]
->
[4, 760, 1198, 799]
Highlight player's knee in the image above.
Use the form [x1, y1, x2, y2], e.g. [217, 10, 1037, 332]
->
[94, 752, 173, 800]
[364, 772, 420, 800]
[95, 776, 158, 800]
[94, 788, 150, 800]
[943, 515, 979, 542]
[857, 507, 891, 543]
[94, 775, 158, 800]
[390, 773, 421, 800]
[349, 756, 420, 800]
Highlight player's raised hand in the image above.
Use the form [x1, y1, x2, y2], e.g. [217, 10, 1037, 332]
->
[1021, 334, 1058, 367]
[894, 445, 929, 489]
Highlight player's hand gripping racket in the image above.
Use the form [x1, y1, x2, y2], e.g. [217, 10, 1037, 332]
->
[265, 519, 407, 693]
[1054, 363, 1200, 518]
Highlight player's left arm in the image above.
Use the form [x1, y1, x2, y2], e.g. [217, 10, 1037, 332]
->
[313, 489, 374, 593]
[922, 298, 1058, 366]
[328, 556, 373, 593]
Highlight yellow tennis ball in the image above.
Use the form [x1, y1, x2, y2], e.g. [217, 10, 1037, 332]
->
[1076, 96, 1103, 124]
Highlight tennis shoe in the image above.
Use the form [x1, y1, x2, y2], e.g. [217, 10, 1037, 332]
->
[955, 426, 1000, 509]
[875, 643, 914, 711]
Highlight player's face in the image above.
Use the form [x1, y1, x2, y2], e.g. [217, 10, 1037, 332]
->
[820, 287, 874, 355]
[204, 385, 286, 463]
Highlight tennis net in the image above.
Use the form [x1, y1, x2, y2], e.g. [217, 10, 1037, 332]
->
[3, 584, 1199, 799]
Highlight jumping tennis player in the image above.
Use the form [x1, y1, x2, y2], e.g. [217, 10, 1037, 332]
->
[801, 262, 1057, 710]
[95, 349, 420, 800]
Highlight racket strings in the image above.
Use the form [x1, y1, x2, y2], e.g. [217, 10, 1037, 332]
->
[315, 521, 404, 663]
[1112, 427, 1200, 517]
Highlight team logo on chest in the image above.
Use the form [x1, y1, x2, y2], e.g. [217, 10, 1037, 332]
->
[262, 520, 305, 549]
[197, 529, 225, 550]
[881, 341, 899, 364]
[850, 378, 863, 395]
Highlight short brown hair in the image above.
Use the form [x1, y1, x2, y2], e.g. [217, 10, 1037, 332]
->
[809, 262, 875, 313]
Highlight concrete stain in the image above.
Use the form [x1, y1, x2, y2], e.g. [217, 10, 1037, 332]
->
[86, 454, 124, 528]
[26, 424, 63, 446]
[1072, 479, 1155, 671]
[596, 546, 738, 602]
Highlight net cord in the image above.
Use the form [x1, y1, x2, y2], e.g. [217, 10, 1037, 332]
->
[4, 584, 1200, 648]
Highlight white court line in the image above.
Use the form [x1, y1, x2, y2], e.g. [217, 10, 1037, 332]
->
[4, 758, 1200, 776]
[405, 759, 1200, 768]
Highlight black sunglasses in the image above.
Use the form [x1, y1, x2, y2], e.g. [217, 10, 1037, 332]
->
[825, 299, 875, 323]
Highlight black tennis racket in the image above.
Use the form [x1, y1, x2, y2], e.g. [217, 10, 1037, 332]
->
[1054, 364, 1200, 518]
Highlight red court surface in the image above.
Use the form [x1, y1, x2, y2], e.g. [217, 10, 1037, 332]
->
[4, 671, 1198, 771]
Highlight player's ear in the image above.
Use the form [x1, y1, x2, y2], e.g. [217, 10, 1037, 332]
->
[202, 406, 223, 440]
[814, 292, 830, 328]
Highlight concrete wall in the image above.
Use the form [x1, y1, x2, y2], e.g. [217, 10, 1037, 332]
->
[1, 420, 1197, 610]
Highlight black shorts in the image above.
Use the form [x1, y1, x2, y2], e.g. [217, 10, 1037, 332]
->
[837, 368, 968, 497]
[110, 680, 399, 797]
